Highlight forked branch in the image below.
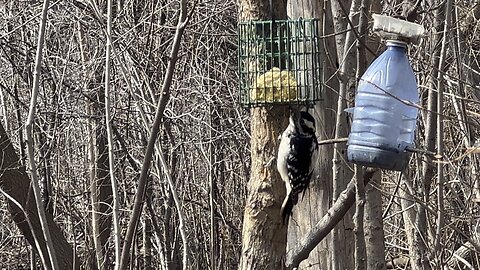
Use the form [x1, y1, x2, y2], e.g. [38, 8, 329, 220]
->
[286, 168, 377, 269]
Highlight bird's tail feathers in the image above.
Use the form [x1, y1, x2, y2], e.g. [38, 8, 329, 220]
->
[281, 193, 299, 224]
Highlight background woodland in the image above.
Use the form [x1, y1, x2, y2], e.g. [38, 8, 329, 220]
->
[0, 0, 479, 269]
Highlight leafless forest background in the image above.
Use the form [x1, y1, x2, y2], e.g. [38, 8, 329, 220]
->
[0, 0, 480, 269]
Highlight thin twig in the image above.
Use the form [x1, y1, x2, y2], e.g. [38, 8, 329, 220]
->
[157, 144, 189, 269]
[118, 0, 190, 268]
[104, 0, 121, 267]
[335, 0, 376, 57]
[0, 188, 47, 268]
[318, 137, 348, 145]
[434, 0, 452, 258]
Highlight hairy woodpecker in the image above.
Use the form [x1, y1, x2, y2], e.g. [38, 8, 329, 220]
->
[277, 111, 319, 223]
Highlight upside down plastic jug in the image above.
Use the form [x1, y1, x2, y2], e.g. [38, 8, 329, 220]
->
[347, 40, 419, 171]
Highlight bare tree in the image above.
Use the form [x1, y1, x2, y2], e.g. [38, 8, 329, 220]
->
[1, 0, 480, 269]
[0, 122, 79, 268]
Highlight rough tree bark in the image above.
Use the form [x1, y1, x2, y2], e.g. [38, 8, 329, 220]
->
[364, 171, 386, 269]
[238, 0, 290, 269]
[240, 108, 289, 270]
[433, 0, 452, 262]
[287, 0, 342, 269]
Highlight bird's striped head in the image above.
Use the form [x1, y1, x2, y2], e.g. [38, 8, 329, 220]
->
[290, 111, 316, 136]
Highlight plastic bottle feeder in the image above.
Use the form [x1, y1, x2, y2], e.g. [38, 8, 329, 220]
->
[346, 15, 425, 171]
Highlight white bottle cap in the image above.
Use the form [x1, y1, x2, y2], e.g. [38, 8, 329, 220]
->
[372, 14, 425, 42]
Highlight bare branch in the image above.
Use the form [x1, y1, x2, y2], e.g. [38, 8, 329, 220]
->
[104, 0, 121, 267]
[118, 1, 190, 269]
[286, 168, 377, 269]
[24, 0, 59, 268]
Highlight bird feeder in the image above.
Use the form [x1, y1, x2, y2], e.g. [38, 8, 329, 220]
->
[346, 15, 425, 171]
[237, 18, 322, 107]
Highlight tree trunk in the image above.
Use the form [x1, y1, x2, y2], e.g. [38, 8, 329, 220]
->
[238, 0, 290, 269]
[401, 173, 430, 270]
[330, 0, 359, 268]
[239, 107, 289, 270]
[142, 206, 152, 269]
[37, 128, 53, 214]
[90, 90, 113, 270]
[285, 1, 343, 269]
[364, 171, 386, 269]
[0, 122, 79, 269]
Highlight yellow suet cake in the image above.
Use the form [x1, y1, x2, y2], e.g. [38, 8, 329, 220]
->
[250, 67, 298, 103]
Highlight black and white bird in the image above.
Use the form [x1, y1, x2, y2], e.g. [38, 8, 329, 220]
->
[277, 111, 319, 223]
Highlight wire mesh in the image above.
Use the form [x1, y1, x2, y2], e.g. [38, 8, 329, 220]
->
[238, 18, 322, 107]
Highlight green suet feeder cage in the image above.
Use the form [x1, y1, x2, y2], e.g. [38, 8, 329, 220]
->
[238, 18, 322, 107]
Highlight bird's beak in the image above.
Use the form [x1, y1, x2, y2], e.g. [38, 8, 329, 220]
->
[289, 111, 297, 127]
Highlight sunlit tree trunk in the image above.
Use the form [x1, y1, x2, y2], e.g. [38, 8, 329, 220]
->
[239, 107, 289, 270]
[284, 1, 339, 269]
[238, 0, 290, 269]
[364, 171, 386, 269]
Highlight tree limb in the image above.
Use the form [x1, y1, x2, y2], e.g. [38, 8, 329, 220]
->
[286, 168, 377, 269]
[104, 0, 121, 267]
[118, 1, 190, 269]
[24, 0, 59, 268]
